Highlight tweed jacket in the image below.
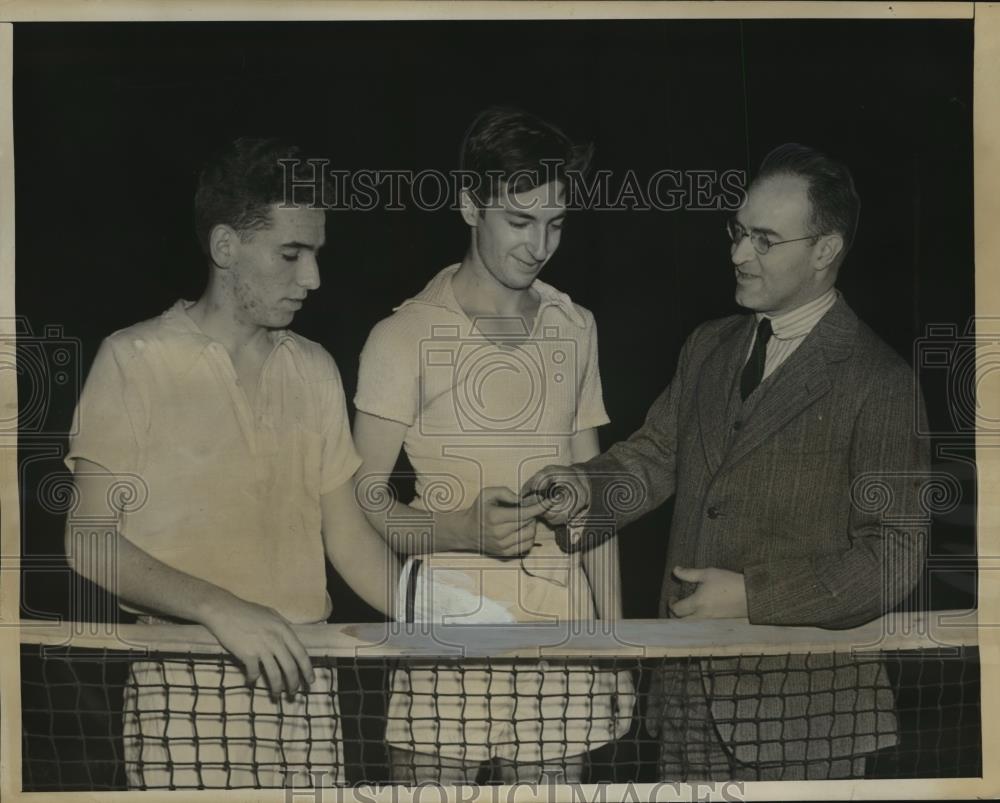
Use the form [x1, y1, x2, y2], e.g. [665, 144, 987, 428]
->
[582, 296, 930, 768]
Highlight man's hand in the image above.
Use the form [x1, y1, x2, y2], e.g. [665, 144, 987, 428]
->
[520, 464, 591, 526]
[669, 566, 748, 619]
[201, 594, 314, 701]
[444, 486, 553, 558]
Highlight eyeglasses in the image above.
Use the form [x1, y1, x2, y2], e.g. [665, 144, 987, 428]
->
[726, 218, 820, 256]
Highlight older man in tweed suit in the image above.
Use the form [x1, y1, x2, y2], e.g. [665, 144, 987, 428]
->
[525, 143, 929, 780]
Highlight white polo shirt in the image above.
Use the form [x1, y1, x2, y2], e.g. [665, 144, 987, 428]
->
[66, 300, 362, 624]
[355, 264, 610, 579]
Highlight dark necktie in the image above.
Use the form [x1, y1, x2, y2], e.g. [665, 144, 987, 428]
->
[740, 317, 773, 401]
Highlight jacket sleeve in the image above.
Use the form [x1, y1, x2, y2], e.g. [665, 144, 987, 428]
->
[743, 365, 931, 628]
[575, 325, 702, 532]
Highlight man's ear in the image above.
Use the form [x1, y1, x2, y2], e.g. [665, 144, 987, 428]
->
[813, 232, 844, 272]
[209, 224, 239, 269]
[459, 190, 481, 228]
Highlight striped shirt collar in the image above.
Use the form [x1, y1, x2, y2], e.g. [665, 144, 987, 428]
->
[396, 263, 586, 328]
[755, 287, 838, 341]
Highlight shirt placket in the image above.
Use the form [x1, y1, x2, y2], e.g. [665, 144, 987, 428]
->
[527, 302, 553, 339]
[254, 353, 279, 472]
[207, 343, 277, 494]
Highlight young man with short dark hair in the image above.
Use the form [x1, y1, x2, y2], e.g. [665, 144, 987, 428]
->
[354, 108, 633, 784]
[66, 137, 399, 789]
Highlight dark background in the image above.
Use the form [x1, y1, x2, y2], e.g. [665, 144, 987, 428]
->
[13, 19, 979, 790]
[15, 19, 976, 624]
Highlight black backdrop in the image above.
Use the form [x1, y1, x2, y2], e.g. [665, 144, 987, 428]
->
[15, 19, 975, 624]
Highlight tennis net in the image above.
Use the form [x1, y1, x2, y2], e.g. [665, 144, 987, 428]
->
[18, 611, 981, 790]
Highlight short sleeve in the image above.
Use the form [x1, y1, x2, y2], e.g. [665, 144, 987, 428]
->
[318, 355, 364, 494]
[65, 338, 145, 475]
[575, 311, 611, 431]
[354, 313, 421, 426]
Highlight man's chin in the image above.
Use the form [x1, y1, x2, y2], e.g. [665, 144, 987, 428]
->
[734, 288, 762, 312]
[501, 274, 537, 292]
[265, 311, 297, 329]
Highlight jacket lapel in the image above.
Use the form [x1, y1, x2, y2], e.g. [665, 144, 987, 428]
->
[719, 296, 858, 474]
[697, 317, 753, 475]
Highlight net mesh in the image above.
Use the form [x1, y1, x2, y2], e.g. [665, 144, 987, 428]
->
[19, 614, 981, 790]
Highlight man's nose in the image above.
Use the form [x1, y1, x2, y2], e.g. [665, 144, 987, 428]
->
[526, 227, 550, 261]
[730, 233, 756, 265]
[297, 254, 321, 290]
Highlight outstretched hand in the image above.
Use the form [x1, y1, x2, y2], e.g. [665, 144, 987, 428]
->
[520, 464, 591, 526]
[669, 566, 748, 620]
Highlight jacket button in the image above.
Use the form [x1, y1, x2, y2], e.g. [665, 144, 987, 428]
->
[733, 420, 743, 431]
[706, 506, 720, 519]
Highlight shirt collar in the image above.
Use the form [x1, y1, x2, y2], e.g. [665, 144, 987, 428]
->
[755, 287, 839, 341]
[395, 264, 587, 328]
[161, 300, 298, 365]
